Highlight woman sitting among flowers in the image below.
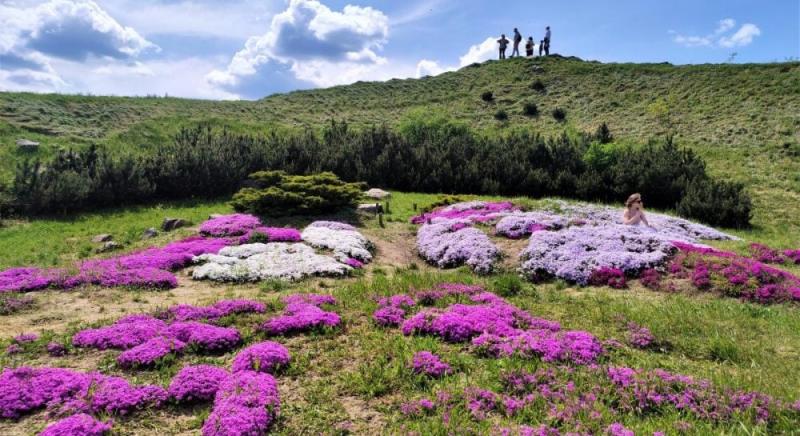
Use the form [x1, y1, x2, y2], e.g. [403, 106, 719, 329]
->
[623, 193, 653, 227]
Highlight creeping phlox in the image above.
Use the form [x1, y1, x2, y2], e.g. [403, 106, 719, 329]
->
[379, 284, 604, 365]
[416, 220, 501, 274]
[193, 220, 372, 282]
[168, 365, 230, 403]
[411, 201, 518, 225]
[239, 227, 302, 244]
[72, 299, 264, 367]
[261, 294, 341, 336]
[412, 351, 452, 377]
[40, 413, 112, 436]
[199, 213, 262, 237]
[401, 365, 798, 433]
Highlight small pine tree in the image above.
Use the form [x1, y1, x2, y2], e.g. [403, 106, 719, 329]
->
[595, 123, 613, 144]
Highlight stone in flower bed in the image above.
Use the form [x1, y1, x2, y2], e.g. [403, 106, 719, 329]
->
[231, 341, 291, 374]
[519, 224, 677, 285]
[192, 242, 352, 282]
[199, 213, 261, 236]
[201, 370, 281, 436]
[670, 241, 800, 304]
[261, 297, 341, 336]
[239, 226, 302, 244]
[396, 288, 602, 365]
[411, 201, 518, 224]
[168, 364, 229, 403]
[411, 351, 451, 377]
[40, 413, 112, 436]
[416, 220, 501, 274]
[0, 366, 167, 419]
[301, 221, 373, 262]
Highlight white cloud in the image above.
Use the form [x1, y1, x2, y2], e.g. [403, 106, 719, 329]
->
[459, 37, 498, 66]
[672, 18, 760, 49]
[415, 59, 448, 77]
[719, 23, 761, 48]
[207, 0, 390, 95]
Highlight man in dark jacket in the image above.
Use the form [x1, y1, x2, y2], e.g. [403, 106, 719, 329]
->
[512, 28, 522, 57]
[497, 34, 509, 59]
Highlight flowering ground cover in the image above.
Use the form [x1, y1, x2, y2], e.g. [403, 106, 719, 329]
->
[416, 220, 501, 274]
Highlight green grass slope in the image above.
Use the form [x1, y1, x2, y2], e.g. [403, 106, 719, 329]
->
[1, 56, 799, 235]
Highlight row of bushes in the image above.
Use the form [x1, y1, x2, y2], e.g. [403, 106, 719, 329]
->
[6, 120, 751, 227]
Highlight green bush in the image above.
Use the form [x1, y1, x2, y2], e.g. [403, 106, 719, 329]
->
[230, 171, 366, 216]
[595, 122, 613, 144]
[494, 109, 508, 121]
[481, 91, 494, 102]
[677, 177, 752, 228]
[552, 107, 567, 122]
[522, 102, 539, 117]
[531, 79, 546, 93]
[421, 195, 465, 213]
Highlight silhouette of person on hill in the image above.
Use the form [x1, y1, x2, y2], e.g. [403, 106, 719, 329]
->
[512, 28, 522, 57]
[525, 37, 534, 57]
[497, 34, 509, 59]
[543, 26, 551, 55]
[539, 40, 544, 56]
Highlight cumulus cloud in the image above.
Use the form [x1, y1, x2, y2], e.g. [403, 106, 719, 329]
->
[671, 18, 760, 49]
[207, 0, 390, 97]
[415, 59, 447, 77]
[459, 37, 498, 66]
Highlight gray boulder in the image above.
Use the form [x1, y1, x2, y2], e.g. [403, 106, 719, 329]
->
[16, 139, 40, 150]
[142, 228, 158, 239]
[161, 218, 189, 232]
[91, 234, 113, 243]
[364, 188, 391, 199]
[357, 203, 383, 214]
[96, 241, 121, 253]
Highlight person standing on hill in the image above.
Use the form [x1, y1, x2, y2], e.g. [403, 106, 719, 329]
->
[512, 28, 522, 57]
[497, 34, 509, 59]
[543, 26, 551, 55]
[525, 37, 534, 57]
[539, 39, 544, 56]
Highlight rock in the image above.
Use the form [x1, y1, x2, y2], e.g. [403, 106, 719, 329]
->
[96, 241, 121, 253]
[208, 214, 224, 220]
[357, 203, 383, 214]
[142, 228, 158, 239]
[161, 218, 189, 232]
[16, 139, 39, 150]
[91, 234, 113, 243]
[364, 188, 391, 199]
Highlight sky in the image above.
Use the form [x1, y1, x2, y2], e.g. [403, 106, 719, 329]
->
[1, 0, 798, 100]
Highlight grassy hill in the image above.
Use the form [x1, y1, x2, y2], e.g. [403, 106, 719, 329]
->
[1, 56, 799, 235]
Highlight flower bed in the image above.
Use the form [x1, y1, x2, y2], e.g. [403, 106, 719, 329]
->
[201, 371, 281, 436]
[40, 413, 112, 436]
[411, 351, 452, 377]
[411, 201, 517, 224]
[520, 224, 677, 284]
[0, 366, 167, 419]
[192, 242, 352, 282]
[416, 221, 501, 274]
[169, 365, 230, 403]
[158, 299, 266, 323]
[301, 222, 373, 262]
[231, 341, 291, 374]
[117, 336, 186, 368]
[239, 226, 302, 244]
[261, 296, 341, 336]
[199, 213, 261, 236]
[494, 211, 567, 239]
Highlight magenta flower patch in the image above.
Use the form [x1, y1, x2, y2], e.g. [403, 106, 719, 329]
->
[168, 365, 229, 403]
[160, 299, 267, 323]
[166, 322, 241, 353]
[589, 267, 627, 289]
[239, 226, 302, 244]
[199, 214, 262, 236]
[411, 201, 517, 225]
[201, 371, 280, 436]
[231, 341, 291, 374]
[73, 315, 169, 350]
[411, 351, 452, 377]
[117, 336, 186, 368]
[40, 413, 112, 436]
[261, 296, 341, 336]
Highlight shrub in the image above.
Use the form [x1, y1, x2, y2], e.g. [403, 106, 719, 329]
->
[677, 177, 752, 228]
[595, 122, 613, 144]
[494, 109, 508, 121]
[480, 91, 494, 102]
[230, 171, 365, 216]
[522, 102, 539, 117]
[531, 79, 546, 92]
[552, 108, 567, 122]
[421, 195, 465, 213]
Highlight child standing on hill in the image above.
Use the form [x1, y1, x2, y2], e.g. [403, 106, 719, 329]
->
[497, 34, 509, 59]
[525, 37, 534, 57]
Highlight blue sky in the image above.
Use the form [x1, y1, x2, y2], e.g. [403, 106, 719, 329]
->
[1, 0, 797, 100]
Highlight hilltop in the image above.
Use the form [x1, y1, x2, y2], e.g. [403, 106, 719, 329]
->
[1, 56, 798, 232]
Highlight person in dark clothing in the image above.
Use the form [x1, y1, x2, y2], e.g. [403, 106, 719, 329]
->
[543, 26, 551, 55]
[525, 37, 534, 57]
[539, 40, 544, 56]
[512, 28, 522, 57]
[497, 34, 509, 59]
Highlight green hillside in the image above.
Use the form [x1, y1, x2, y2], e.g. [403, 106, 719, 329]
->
[1, 56, 799, 232]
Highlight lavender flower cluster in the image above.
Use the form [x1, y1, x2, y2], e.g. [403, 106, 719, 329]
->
[373, 293, 415, 326]
[168, 365, 230, 403]
[519, 224, 678, 284]
[416, 220, 501, 274]
[231, 341, 291, 374]
[411, 201, 518, 225]
[201, 370, 281, 436]
[261, 294, 341, 336]
[199, 213, 261, 236]
[494, 211, 567, 239]
[0, 366, 167, 419]
[0, 293, 35, 315]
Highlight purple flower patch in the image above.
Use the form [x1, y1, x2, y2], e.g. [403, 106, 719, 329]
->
[117, 336, 186, 368]
[411, 351, 452, 377]
[231, 341, 291, 374]
[202, 371, 281, 436]
[40, 413, 112, 436]
[199, 214, 262, 236]
[261, 297, 341, 336]
[238, 226, 302, 244]
[168, 365, 229, 403]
